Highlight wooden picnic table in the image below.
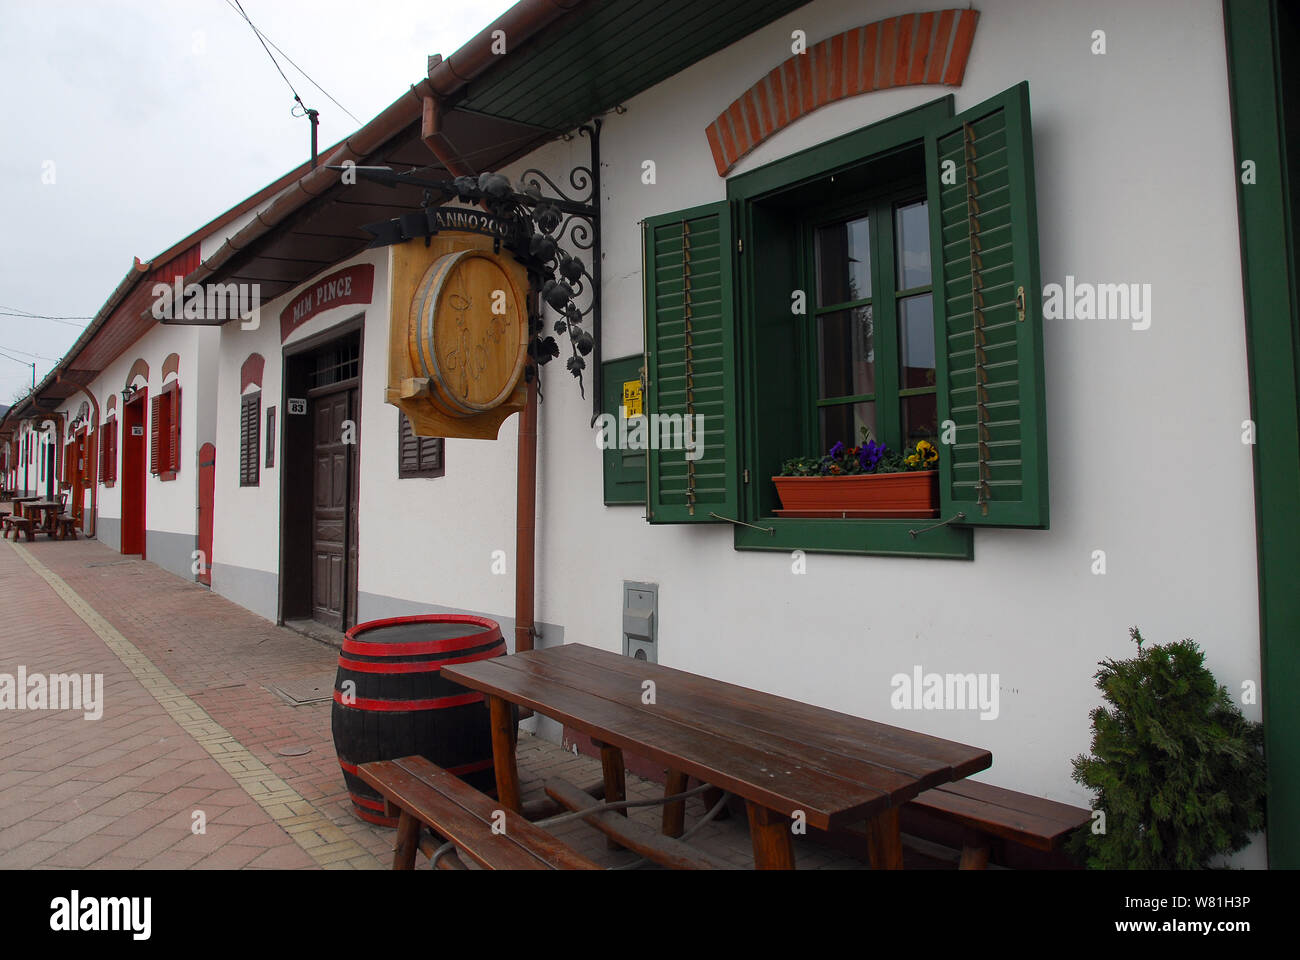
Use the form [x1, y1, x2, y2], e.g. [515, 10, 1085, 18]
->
[25, 501, 63, 537]
[442, 643, 992, 870]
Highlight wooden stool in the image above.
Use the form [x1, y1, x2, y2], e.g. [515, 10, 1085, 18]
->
[6, 517, 35, 542]
[55, 515, 78, 540]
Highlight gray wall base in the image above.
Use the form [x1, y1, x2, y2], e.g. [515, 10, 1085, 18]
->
[146, 529, 197, 583]
[211, 562, 279, 622]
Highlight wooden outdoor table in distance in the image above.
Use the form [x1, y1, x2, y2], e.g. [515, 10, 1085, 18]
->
[442, 643, 992, 869]
[25, 502, 62, 537]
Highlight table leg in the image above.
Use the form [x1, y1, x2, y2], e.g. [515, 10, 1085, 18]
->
[746, 801, 796, 869]
[662, 769, 689, 838]
[865, 807, 904, 869]
[488, 695, 521, 813]
[393, 810, 421, 870]
[594, 739, 626, 850]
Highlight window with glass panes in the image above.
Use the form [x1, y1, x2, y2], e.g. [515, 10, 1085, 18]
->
[807, 187, 937, 455]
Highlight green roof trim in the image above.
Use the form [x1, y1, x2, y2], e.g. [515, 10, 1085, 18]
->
[457, 0, 812, 131]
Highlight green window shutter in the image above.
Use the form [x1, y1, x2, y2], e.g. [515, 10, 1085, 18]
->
[601, 354, 647, 505]
[643, 202, 739, 524]
[926, 81, 1049, 528]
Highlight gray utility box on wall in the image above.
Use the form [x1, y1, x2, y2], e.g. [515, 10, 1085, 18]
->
[622, 581, 658, 662]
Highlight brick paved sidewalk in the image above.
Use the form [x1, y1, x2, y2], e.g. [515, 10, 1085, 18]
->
[1, 535, 872, 870]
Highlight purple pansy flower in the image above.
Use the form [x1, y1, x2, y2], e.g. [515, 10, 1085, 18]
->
[828, 441, 845, 460]
[859, 440, 887, 472]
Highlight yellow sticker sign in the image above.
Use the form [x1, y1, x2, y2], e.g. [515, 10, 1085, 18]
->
[621, 379, 643, 418]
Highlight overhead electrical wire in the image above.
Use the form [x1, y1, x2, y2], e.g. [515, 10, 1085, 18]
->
[0, 345, 60, 362]
[0, 348, 38, 367]
[224, 0, 362, 125]
[0, 306, 91, 327]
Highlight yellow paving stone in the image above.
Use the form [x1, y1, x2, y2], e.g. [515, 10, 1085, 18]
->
[278, 815, 326, 828]
[311, 841, 362, 858]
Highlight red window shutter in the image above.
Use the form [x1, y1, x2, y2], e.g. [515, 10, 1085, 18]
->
[168, 385, 181, 474]
[109, 420, 118, 483]
[99, 424, 109, 481]
[150, 395, 162, 475]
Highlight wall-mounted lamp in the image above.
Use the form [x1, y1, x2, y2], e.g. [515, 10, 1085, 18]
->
[121, 385, 138, 403]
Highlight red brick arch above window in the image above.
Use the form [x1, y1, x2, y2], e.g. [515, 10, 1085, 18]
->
[706, 9, 979, 176]
[106, 394, 117, 415]
[241, 353, 265, 394]
[161, 352, 180, 382]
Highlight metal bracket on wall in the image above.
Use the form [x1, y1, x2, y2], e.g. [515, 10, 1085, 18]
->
[520, 119, 603, 425]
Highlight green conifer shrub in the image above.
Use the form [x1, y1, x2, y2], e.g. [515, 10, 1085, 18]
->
[1070, 627, 1266, 869]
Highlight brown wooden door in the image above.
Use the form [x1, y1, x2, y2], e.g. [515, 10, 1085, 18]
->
[311, 389, 352, 629]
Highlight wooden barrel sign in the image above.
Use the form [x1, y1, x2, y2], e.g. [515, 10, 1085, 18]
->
[331, 614, 505, 826]
[408, 249, 528, 419]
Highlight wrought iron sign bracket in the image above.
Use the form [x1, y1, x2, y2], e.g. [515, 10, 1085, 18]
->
[519, 119, 602, 423]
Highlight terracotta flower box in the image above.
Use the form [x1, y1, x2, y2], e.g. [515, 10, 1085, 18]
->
[772, 471, 939, 519]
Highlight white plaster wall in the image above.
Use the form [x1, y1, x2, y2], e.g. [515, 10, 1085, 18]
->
[195, 0, 1262, 858]
[516, 0, 1258, 822]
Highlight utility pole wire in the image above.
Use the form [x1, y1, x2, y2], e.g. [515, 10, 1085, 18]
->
[0, 306, 90, 327]
[0, 345, 60, 362]
[223, 0, 362, 125]
[229, 0, 305, 109]
[0, 348, 38, 367]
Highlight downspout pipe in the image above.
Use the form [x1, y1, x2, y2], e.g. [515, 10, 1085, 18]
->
[515, 373, 538, 655]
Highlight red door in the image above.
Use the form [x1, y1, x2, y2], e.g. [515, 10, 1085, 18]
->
[197, 443, 215, 585]
[121, 393, 148, 556]
[71, 432, 86, 526]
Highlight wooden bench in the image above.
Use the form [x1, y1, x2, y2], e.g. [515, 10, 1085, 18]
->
[55, 515, 78, 540]
[905, 779, 1091, 869]
[4, 516, 35, 542]
[358, 755, 601, 870]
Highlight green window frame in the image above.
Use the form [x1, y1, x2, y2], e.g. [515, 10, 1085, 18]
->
[601, 354, 648, 505]
[640, 84, 1048, 558]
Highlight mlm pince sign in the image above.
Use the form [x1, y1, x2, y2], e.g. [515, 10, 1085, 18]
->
[279, 263, 375, 342]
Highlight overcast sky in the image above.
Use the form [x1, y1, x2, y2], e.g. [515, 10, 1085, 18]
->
[0, 0, 516, 404]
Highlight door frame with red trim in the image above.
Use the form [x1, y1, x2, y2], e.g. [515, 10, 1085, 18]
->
[121, 391, 148, 557]
[197, 442, 215, 585]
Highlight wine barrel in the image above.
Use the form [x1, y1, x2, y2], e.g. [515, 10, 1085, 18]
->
[331, 614, 505, 826]
[407, 249, 528, 419]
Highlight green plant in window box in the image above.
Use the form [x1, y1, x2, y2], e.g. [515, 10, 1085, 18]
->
[1069, 627, 1266, 869]
[772, 430, 939, 518]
